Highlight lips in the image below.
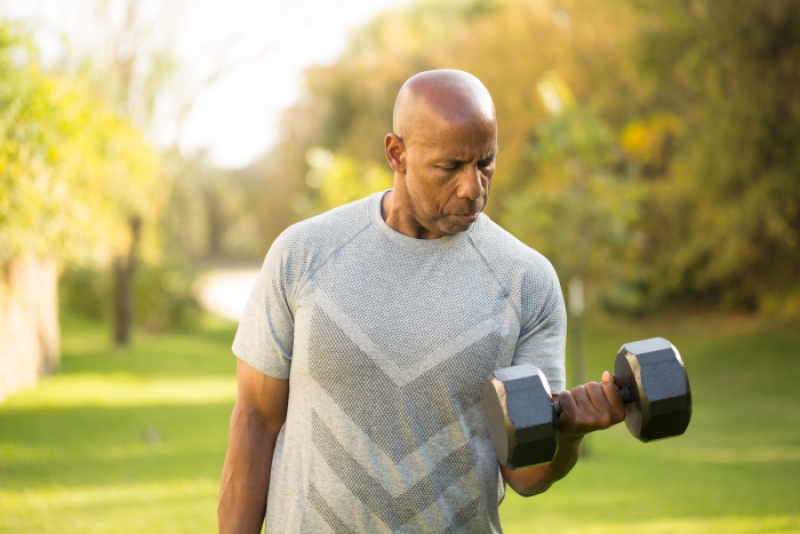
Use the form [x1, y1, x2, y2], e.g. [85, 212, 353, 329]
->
[454, 213, 480, 224]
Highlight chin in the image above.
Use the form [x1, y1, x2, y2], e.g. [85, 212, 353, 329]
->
[440, 222, 474, 236]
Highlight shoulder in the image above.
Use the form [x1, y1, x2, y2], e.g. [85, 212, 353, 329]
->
[470, 214, 558, 283]
[471, 214, 565, 327]
[266, 195, 373, 281]
[277, 196, 371, 251]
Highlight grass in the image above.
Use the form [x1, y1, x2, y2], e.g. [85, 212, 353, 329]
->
[501, 315, 800, 533]
[0, 313, 238, 534]
[1, 312, 799, 533]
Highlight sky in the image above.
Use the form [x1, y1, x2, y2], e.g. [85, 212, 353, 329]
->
[0, 0, 407, 169]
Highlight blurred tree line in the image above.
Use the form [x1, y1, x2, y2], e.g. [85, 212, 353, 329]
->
[258, 0, 800, 320]
[2, 0, 799, 380]
[0, 20, 163, 395]
[0, 15, 260, 350]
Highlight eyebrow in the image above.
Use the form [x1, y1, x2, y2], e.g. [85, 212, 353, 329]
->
[435, 152, 497, 166]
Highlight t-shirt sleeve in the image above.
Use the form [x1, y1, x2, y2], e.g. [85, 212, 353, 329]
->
[231, 231, 300, 379]
[511, 259, 567, 394]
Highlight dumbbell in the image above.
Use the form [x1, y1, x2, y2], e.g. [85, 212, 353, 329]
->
[483, 337, 692, 470]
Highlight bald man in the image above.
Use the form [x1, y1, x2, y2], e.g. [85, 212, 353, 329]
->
[219, 70, 624, 534]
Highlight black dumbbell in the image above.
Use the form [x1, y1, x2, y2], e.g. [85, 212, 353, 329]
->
[483, 337, 692, 470]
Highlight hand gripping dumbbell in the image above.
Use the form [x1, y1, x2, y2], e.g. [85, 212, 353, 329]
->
[483, 337, 692, 470]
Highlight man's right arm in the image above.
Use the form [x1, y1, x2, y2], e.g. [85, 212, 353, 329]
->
[218, 359, 289, 534]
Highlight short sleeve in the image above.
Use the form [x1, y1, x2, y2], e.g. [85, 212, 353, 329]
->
[511, 260, 567, 394]
[231, 231, 300, 379]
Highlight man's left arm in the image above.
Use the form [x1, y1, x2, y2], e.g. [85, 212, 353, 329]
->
[500, 371, 625, 496]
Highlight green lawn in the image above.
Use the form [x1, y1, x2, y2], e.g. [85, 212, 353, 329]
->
[502, 316, 800, 534]
[0, 314, 238, 533]
[1, 313, 798, 533]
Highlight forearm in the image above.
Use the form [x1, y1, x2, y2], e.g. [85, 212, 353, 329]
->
[218, 404, 282, 534]
[500, 434, 583, 497]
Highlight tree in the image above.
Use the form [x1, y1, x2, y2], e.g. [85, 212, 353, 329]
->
[0, 21, 160, 397]
[630, 0, 800, 318]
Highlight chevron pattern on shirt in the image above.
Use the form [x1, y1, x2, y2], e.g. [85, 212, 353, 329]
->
[311, 411, 479, 532]
[308, 305, 499, 461]
[306, 305, 500, 531]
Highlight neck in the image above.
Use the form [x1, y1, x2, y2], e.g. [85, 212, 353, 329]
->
[381, 190, 442, 240]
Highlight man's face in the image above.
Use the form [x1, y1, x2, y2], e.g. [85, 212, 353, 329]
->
[400, 114, 497, 238]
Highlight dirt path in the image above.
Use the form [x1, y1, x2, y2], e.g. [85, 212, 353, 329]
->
[194, 269, 260, 322]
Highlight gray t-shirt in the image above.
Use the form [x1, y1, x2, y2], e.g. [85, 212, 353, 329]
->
[233, 191, 566, 534]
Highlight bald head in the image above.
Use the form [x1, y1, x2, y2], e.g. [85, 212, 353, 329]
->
[383, 70, 497, 239]
[393, 70, 496, 143]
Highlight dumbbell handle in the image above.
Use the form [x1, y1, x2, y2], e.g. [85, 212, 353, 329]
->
[553, 386, 633, 419]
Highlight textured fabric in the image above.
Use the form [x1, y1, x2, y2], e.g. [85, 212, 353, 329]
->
[232, 191, 567, 534]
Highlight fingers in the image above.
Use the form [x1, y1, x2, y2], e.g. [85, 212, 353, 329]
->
[559, 384, 603, 429]
[556, 387, 578, 417]
[574, 383, 602, 415]
[600, 372, 626, 423]
[599, 377, 626, 425]
[558, 377, 625, 437]
[584, 382, 617, 427]
[602, 370, 624, 389]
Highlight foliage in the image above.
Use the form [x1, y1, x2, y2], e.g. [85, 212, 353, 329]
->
[59, 264, 202, 332]
[504, 76, 645, 306]
[629, 0, 800, 318]
[161, 152, 265, 262]
[0, 21, 163, 268]
[294, 147, 393, 218]
[134, 265, 203, 332]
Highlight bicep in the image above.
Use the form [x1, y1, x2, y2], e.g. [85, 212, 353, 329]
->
[235, 358, 289, 430]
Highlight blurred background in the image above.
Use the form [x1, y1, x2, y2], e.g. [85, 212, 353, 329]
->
[0, 0, 798, 532]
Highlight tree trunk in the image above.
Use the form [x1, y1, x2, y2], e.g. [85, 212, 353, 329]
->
[112, 216, 142, 347]
[0, 257, 60, 401]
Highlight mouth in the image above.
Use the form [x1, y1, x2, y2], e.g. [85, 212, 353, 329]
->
[453, 212, 480, 224]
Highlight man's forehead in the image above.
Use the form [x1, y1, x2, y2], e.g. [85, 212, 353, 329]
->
[412, 134, 498, 161]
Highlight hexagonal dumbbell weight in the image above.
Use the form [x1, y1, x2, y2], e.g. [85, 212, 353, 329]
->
[483, 337, 692, 470]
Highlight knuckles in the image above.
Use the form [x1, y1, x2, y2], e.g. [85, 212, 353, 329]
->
[559, 383, 625, 434]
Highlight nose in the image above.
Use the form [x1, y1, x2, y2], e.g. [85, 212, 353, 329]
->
[456, 165, 485, 201]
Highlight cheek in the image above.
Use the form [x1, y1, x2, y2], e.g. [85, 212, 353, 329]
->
[482, 170, 495, 192]
[405, 171, 436, 211]
[408, 169, 441, 200]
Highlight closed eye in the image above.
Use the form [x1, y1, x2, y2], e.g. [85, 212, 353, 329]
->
[478, 156, 496, 169]
[436, 161, 461, 170]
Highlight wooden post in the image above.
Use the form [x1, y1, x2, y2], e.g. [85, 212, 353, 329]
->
[568, 274, 589, 456]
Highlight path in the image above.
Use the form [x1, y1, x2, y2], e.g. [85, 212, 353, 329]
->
[194, 269, 261, 322]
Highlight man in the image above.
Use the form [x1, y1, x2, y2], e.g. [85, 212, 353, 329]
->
[219, 69, 624, 534]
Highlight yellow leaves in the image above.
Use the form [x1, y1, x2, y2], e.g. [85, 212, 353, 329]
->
[537, 71, 576, 115]
[621, 114, 683, 171]
[0, 22, 162, 268]
[297, 147, 393, 216]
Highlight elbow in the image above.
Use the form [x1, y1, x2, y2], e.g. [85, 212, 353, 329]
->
[233, 400, 286, 427]
[509, 480, 554, 498]
[501, 458, 574, 497]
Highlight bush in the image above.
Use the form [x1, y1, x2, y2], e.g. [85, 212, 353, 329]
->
[59, 264, 202, 332]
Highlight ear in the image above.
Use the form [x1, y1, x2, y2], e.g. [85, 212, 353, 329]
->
[384, 133, 406, 173]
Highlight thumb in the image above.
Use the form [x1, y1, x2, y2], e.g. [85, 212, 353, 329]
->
[602, 370, 624, 389]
